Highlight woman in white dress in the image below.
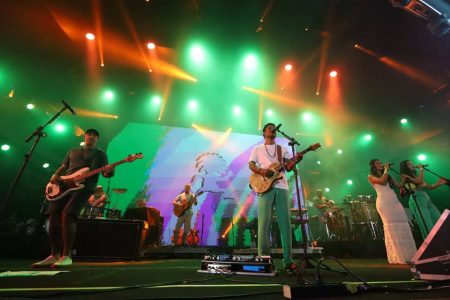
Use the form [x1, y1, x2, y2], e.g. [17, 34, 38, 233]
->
[368, 159, 417, 264]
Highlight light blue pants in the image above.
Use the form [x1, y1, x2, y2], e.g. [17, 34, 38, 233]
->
[409, 191, 441, 240]
[258, 188, 292, 266]
[173, 211, 193, 244]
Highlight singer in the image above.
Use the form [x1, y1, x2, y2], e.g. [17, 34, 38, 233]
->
[248, 122, 301, 274]
[400, 160, 447, 239]
[368, 159, 416, 264]
[32, 129, 115, 268]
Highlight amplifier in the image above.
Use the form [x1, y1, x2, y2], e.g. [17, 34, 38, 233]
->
[198, 254, 276, 276]
[73, 218, 148, 260]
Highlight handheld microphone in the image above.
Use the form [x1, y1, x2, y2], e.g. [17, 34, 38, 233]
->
[414, 164, 429, 168]
[271, 123, 282, 133]
[62, 100, 76, 115]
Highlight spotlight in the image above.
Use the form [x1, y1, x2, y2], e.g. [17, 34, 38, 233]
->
[1, 144, 10, 151]
[43, 163, 50, 168]
[400, 118, 408, 124]
[284, 64, 293, 71]
[26, 103, 35, 110]
[147, 42, 156, 50]
[329, 70, 337, 77]
[85, 33, 95, 40]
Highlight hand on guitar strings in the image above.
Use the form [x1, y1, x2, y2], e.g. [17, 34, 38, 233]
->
[259, 168, 274, 177]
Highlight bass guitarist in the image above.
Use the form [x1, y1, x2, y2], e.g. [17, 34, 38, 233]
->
[32, 129, 114, 268]
[248, 123, 302, 274]
[172, 184, 198, 247]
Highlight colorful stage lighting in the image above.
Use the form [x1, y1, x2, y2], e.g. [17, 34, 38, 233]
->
[1, 144, 10, 151]
[85, 33, 95, 40]
[284, 64, 293, 71]
[329, 70, 337, 77]
[147, 42, 156, 50]
[26, 103, 35, 110]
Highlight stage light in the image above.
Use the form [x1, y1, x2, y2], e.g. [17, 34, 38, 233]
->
[418, 153, 427, 161]
[337, 149, 343, 154]
[26, 103, 35, 110]
[152, 95, 162, 105]
[147, 42, 156, 50]
[317, 160, 321, 165]
[188, 100, 198, 110]
[265, 109, 273, 117]
[364, 134, 373, 141]
[400, 118, 408, 124]
[329, 71, 337, 77]
[43, 163, 50, 168]
[55, 124, 66, 132]
[302, 112, 313, 122]
[103, 90, 114, 101]
[324, 187, 330, 192]
[346, 179, 353, 185]
[85, 33, 95, 40]
[190, 44, 205, 62]
[233, 106, 241, 116]
[244, 54, 257, 69]
[1, 144, 10, 151]
[284, 64, 293, 71]
[80, 142, 85, 146]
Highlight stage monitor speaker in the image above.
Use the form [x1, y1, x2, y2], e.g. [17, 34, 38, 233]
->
[411, 209, 450, 280]
[73, 218, 148, 259]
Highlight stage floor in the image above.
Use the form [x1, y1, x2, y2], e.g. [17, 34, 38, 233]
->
[0, 258, 448, 299]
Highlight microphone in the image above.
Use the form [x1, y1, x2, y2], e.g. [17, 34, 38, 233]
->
[414, 164, 429, 168]
[271, 123, 282, 133]
[62, 100, 76, 115]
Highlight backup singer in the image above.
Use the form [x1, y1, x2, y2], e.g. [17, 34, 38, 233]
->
[368, 159, 416, 264]
[32, 129, 114, 268]
[400, 160, 447, 239]
[248, 123, 302, 273]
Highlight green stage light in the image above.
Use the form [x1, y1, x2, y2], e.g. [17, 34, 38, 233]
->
[324, 187, 330, 192]
[337, 149, 343, 154]
[190, 44, 205, 62]
[346, 179, 353, 185]
[152, 95, 162, 105]
[244, 54, 257, 69]
[55, 124, 66, 133]
[364, 134, 373, 141]
[302, 112, 313, 122]
[80, 142, 85, 146]
[26, 103, 35, 110]
[266, 109, 273, 117]
[400, 118, 408, 124]
[233, 106, 241, 116]
[43, 163, 50, 168]
[103, 90, 114, 101]
[417, 153, 427, 161]
[188, 99, 198, 110]
[1, 144, 10, 151]
[317, 160, 321, 165]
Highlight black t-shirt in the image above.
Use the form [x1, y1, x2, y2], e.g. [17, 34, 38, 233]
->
[62, 147, 109, 191]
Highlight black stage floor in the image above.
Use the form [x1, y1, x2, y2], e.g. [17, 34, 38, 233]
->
[0, 258, 448, 300]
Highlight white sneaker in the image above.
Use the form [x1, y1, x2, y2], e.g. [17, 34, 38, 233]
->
[31, 255, 60, 268]
[51, 256, 73, 268]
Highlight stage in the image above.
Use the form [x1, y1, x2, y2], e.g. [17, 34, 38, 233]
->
[0, 258, 448, 299]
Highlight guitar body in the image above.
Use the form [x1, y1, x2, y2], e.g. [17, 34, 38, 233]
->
[249, 162, 283, 194]
[173, 203, 189, 218]
[171, 228, 183, 245]
[45, 167, 89, 201]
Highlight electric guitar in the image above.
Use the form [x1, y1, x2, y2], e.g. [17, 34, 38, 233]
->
[45, 153, 143, 201]
[187, 211, 200, 246]
[249, 143, 321, 194]
[173, 191, 204, 217]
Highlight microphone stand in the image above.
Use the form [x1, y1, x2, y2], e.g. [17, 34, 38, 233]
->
[423, 167, 450, 187]
[0, 102, 74, 217]
[276, 128, 314, 269]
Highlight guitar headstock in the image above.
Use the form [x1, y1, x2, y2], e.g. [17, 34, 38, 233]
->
[126, 152, 144, 162]
[309, 143, 321, 151]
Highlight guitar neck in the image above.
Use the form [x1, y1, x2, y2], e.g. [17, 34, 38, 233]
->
[274, 147, 314, 172]
[77, 159, 125, 181]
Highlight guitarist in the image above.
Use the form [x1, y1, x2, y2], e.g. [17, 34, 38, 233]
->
[248, 123, 302, 274]
[172, 184, 198, 247]
[32, 129, 115, 268]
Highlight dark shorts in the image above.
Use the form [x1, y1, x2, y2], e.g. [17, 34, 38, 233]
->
[47, 188, 93, 218]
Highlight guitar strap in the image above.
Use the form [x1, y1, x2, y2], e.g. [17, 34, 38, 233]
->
[277, 145, 283, 165]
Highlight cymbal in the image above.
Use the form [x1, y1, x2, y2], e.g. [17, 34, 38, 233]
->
[112, 188, 127, 194]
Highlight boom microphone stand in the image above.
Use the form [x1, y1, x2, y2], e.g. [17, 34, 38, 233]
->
[0, 100, 76, 217]
[423, 166, 450, 187]
[275, 126, 314, 269]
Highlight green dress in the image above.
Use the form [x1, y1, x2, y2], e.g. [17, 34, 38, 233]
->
[408, 184, 441, 239]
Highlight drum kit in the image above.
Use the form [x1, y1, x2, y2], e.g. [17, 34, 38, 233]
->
[79, 188, 126, 219]
[307, 195, 383, 242]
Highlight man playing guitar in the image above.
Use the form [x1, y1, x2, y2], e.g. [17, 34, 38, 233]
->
[172, 184, 198, 247]
[32, 129, 114, 268]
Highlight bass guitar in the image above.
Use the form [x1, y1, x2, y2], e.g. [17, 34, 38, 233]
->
[249, 143, 321, 194]
[173, 191, 204, 217]
[45, 153, 143, 201]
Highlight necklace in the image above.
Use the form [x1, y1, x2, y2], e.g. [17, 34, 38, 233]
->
[264, 143, 277, 158]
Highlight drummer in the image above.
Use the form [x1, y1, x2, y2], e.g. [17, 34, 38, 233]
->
[88, 185, 107, 208]
[311, 189, 335, 241]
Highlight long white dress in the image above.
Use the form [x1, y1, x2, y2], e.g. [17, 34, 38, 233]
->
[371, 182, 417, 264]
